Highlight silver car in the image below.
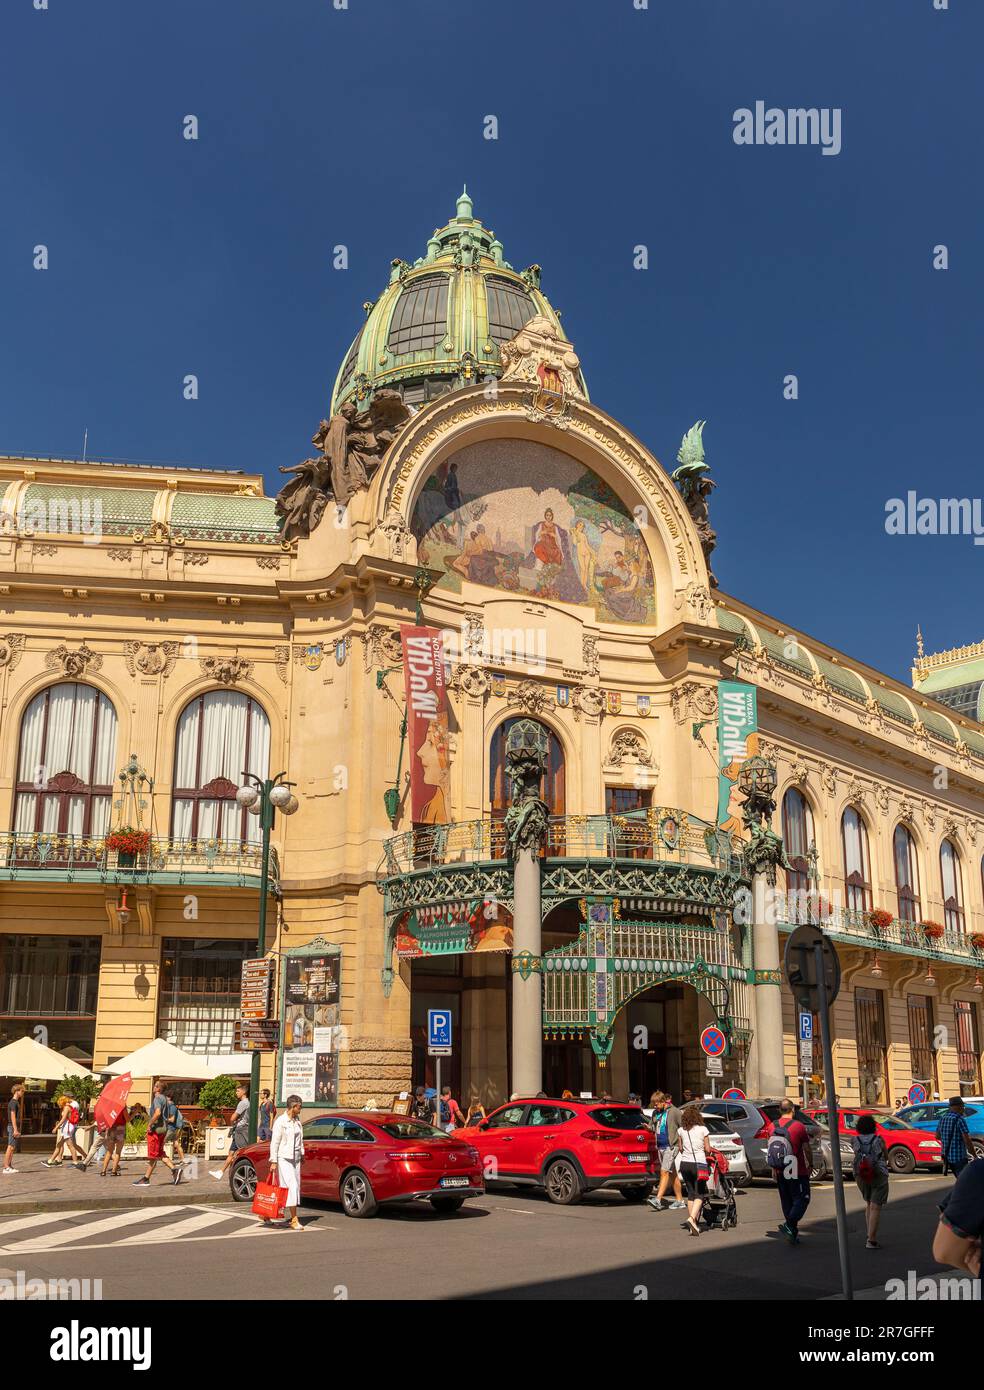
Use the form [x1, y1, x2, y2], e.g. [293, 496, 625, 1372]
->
[700, 1097, 826, 1179]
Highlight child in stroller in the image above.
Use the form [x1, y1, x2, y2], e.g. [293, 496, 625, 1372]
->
[700, 1148, 739, 1230]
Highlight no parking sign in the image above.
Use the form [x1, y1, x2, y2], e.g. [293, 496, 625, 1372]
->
[907, 1083, 928, 1106]
[700, 1025, 727, 1058]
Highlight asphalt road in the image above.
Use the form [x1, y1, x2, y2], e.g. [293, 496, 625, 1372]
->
[0, 1173, 955, 1301]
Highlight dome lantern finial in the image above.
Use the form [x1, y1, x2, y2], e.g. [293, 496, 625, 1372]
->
[456, 185, 473, 221]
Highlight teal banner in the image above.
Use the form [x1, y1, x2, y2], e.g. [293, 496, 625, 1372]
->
[717, 680, 758, 830]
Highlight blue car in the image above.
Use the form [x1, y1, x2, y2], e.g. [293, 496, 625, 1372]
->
[896, 1101, 984, 1155]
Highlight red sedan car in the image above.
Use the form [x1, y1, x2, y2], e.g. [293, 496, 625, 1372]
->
[804, 1107, 943, 1174]
[230, 1112, 484, 1217]
[463, 1097, 658, 1204]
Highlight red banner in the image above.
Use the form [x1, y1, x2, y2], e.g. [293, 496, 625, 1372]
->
[400, 625, 450, 824]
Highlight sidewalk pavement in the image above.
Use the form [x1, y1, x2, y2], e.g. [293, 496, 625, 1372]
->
[0, 1155, 238, 1213]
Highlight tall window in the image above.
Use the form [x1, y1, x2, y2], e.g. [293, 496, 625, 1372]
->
[940, 839, 964, 933]
[0, 934, 101, 1016]
[485, 278, 537, 343]
[855, 987, 888, 1105]
[893, 825, 921, 923]
[387, 275, 449, 355]
[782, 788, 815, 896]
[841, 807, 872, 912]
[14, 683, 118, 837]
[171, 692, 270, 843]
[907, 994, 938, 1091]
[954, 1001, 982, 1095]
[489, 718, 565, 853]
[158, 937, 253, 1053]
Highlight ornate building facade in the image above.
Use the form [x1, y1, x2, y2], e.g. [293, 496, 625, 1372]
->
[2, 193, 982, 1122]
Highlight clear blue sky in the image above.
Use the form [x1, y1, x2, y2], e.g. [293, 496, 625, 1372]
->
[1, 0, 980, 683]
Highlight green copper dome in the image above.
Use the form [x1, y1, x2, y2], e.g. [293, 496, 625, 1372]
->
[329, 188, 584, 412]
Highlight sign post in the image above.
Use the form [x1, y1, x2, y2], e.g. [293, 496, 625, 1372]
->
[700, 1025, 727, 1100]
[784, 923, 852, 1301]
[799, 1010, 814, 1108]
[427, 1009, 452, 1128]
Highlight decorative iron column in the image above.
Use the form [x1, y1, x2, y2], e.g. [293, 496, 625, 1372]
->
[504, 720, 549, 1097]
[737, 756, 791, 1098]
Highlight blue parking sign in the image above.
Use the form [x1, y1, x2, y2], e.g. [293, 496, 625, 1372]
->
[428, 1009, 452, 1049]
[799, 1011, 813, 1042]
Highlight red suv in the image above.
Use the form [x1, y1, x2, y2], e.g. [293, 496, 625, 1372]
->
[463, 1098, 657, 1204]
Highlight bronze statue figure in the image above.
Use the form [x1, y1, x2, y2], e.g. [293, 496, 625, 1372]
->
[275, 389, 411, 540]
[671, 420, 718, 587]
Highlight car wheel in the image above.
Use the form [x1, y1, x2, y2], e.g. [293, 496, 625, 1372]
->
[430, 1196, 465, 1214]
[887, 1146, 916, 1174]
[971, 1141, 984, 1161]
[620, 1184, 653, 1203]
[340, 1168, 378, 1218]
[544, 1158, 583, 1205]
[230, 1158, 257, 1203]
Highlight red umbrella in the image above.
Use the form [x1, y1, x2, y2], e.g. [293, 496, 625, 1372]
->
[94, 1072, 132, 1131]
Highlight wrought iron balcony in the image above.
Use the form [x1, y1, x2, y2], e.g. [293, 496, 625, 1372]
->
[0, 832, 279, 890]
[774, 889, 984, 968]
[377, 811, 747, 921]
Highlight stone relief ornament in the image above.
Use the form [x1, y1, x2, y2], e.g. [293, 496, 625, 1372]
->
[924, 804, 938, 832]
[199, 655, 252, 686]
[897, 797, 916, 826]
[449, 664, 490, 700]
[820, 763, 837, 797]
[582, 635, 599, 677]
[274, 645, 290, 685]
[572, 685, 605, 721]
[789, 758, 810, 786]
[942, 816, 960, 843]
[966, 820, 979, 847]
[463, 613, 485, 660]
[123, 641, 178, 680]
[673, 582, 715, 623]
[670, 421, 717, 587]
[670, 681, 717, 726]
[377, 507, 413, 561]
[276, 390, 412, 539]
[363, 624, 404, 672]
[508, 680, 552, 717]
[608, 729, 653, 767]
[0, 633, 26, 671]
[846, 778, 867, 808]
[758, 739, 781, 764]
[873, 782, 890, 814]
[498, 315, 584, 429]
[46, 643, 102, 679]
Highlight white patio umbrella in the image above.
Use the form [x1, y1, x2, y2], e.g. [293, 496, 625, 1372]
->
[200, 1053, 252, 1078]
[100, 1038, 214, 1082]
[0, 1035, 99, 1082]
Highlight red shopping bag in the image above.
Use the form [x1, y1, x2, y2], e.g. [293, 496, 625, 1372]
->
[252, 1181, 288, 1220]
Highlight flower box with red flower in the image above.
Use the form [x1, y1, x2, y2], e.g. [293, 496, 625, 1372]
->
[970, 933, 984, 953]
[867, 909, 893, 933]
[920, 921, 945, 942]
[105, 828, 151, 863]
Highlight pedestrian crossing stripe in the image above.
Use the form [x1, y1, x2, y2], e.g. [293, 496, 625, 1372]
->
[0, 1205, 330, 1254]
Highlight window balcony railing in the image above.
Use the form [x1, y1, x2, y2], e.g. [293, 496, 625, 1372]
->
[378, 811, 746, 880]
[774, 889, 984, 967]
[0, 832, 279, 889]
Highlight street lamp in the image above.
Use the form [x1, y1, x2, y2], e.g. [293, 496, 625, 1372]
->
[238, 769, 299, 1142]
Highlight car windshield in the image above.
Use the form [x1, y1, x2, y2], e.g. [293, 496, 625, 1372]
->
[588, 1107, 648, 1130]
[700, 1115, 734, 1135]
[876, 1117, 912, 1131]
[378, 1120, 448, 1141]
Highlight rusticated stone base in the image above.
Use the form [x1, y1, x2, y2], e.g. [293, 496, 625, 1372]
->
[339, 1035, 413, 1109]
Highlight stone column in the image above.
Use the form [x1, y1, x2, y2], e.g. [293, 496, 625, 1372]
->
[504, 720, 548, 1097]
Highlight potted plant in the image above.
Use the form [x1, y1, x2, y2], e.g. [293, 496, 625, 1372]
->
[198, 1074, 238, 1125]
[921, 921, 945, 941]
[971, 933, 984, 952]
[105, 827, 151, 866]
[123, 1112, 149, 1158]
[867, 909, 893, 933]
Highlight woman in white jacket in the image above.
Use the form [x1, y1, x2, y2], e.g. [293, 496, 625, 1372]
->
[267, 1094, 305, 1231]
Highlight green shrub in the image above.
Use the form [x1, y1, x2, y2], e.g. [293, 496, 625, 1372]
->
[59, 1074, 102, 1120]
[198, 1075, 238, 1115]
[126, 1115, 148, 1144]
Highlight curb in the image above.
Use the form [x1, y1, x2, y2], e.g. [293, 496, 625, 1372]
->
[0, 1189, 238, 1215]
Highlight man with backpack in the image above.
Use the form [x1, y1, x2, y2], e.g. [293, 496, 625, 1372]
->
[437, 1085, 464, 1133]
[767, 1097, 812, 1245]
[850, 1113, 889, 1248]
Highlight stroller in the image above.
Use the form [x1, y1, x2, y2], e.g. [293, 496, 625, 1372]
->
[700, 1149, 739, 1230]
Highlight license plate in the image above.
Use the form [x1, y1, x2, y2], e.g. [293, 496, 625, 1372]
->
[440, 1176, 469, 1188]
[626, 1153, 648, 1163]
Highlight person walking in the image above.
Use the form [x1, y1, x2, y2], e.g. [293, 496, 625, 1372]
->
[161, 1087, 186, 1178]
[3, 1083, 24, 1174]
[410, 1086, 434, 1123]
[211, 1082, 250, 1182]
[463, 1099, 487, 1127]
[258, 1089, 277, 1142]
[85, 1104, 128, 1178]
[134, 1087, 183, 1186]
[850, 1113, 889, 1249]
[437, 1085, 464, 1133]
[767, 1097, 813, 1245]
[43, 1095, 84, 1168]
[647, 1092, 686, 1212]
[268, 1094, 305, 1230]
[675, 1104, 713, 1236]
[937, 1096, 974, 1179]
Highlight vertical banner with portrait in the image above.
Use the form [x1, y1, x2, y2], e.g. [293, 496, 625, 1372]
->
[716, 679, 758, 833]
[400, 625, 449, 825]
[280, 947, 340, 1106]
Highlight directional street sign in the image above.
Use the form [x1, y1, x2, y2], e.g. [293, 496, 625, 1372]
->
[427, 1008, 452, 1057]
[705, 1056, 723, 1077]
[699, 1025, 727, 1058]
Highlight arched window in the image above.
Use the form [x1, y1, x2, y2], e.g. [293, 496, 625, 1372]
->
[893, 825, 921, 923]
[171, 691, 270, 843]
[14, 683, 118, 837]
[841, 807, 872, 913]
[489, 718, 565, 852]
[782, 788, 815, 895]
[940, 839, 964, 933]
